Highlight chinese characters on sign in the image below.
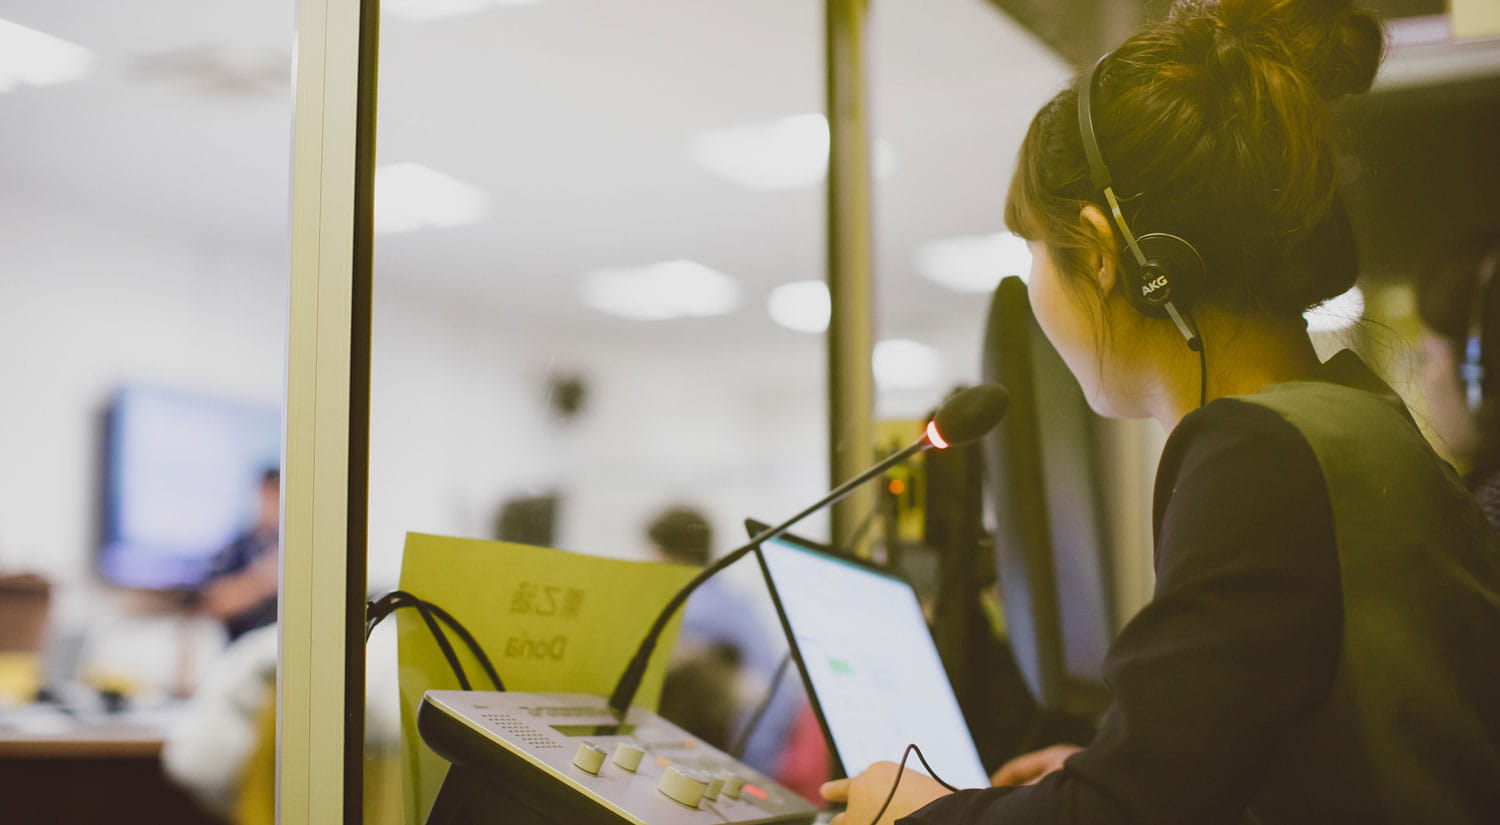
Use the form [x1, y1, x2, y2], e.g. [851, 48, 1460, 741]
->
[506, 582, 587, 661]
[510, 581, 586, 619]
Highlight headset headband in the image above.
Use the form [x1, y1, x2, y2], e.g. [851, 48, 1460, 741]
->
[1078, 53, 1149, 271]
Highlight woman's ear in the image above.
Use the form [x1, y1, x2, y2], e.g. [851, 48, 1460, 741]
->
[1079, 205, 1120, 296]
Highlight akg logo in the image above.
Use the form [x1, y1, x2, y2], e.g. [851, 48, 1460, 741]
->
[1141, 275, 1168, 296]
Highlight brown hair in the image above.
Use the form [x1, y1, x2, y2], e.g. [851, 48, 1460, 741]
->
[1006, 0, 1384, 319]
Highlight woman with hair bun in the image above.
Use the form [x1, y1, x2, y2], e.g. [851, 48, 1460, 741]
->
[820, 1, 1500, 823]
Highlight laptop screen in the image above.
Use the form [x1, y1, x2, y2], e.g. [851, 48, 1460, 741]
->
[755, 533, 990, 790]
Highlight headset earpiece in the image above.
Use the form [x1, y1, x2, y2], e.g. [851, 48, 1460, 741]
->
[1123, 233, 1206, 319]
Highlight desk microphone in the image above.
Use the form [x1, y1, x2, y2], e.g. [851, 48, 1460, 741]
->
[607, 382, 1009, 718]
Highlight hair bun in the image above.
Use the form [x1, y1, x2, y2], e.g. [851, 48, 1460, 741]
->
[1177, 0, 1384, 101]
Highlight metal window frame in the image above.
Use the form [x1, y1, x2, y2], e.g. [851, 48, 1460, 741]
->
[282, 0, 377, 821]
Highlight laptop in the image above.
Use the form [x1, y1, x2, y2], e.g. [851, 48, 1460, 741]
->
[745, 520, 990, 790]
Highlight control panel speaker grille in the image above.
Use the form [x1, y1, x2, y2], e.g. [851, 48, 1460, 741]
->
[483, 713, 561, 750]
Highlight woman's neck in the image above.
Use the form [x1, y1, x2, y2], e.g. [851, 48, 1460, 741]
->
[1153, 314, 1321, 431]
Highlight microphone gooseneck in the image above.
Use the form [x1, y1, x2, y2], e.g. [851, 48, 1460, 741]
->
[606, 383, 1009, 718]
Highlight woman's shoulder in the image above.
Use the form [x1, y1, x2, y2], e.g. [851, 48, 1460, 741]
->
[1152, 397, 1335, 570]
[1158, 395, 1320, 490]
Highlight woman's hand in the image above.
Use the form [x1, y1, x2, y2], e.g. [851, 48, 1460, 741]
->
[820, 761, 953, 825]
[989, 744, 1083, 787]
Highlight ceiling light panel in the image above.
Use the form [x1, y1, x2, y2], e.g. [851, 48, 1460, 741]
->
[688, 114, 898, 191]
[874, 339, 944, 390]
[581, 260, 741, 322]
[917, 232, 1032, 293]
[374, 162, 489, 233]
[0, 19, 95, 93]
[767, 280, 831, 334]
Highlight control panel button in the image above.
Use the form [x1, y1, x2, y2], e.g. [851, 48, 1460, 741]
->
[657, 765, 709, 808]
[720, 772, 746, 799]
[571, 743, 607, 775]
[612, 743, 645, 772]
[702, 774, 724, 801]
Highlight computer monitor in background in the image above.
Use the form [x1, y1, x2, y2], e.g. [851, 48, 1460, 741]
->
[980, 275, 1116, 721]
[100, 386, 281, 589]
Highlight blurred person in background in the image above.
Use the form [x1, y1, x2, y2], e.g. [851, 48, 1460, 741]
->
[645, 506, 799, 775]
[1418, 229, 1500, 528]
[658, 640, 744, 752]
[647, 506, 766, 749]
[199, 469, 280, 641]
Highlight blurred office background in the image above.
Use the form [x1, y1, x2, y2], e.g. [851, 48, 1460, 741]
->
[1, 0, 1496, 823]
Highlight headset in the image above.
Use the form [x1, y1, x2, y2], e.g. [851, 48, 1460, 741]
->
[1077, 52, 1206, 352]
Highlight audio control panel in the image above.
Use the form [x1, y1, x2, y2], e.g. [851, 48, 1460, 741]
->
[419, 690, 818, 825]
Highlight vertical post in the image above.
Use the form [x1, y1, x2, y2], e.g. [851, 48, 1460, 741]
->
[283, 0, 377, 822]
[825, 0, 877, 556]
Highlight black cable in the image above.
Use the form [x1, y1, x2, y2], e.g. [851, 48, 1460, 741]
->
[1196, 337, 1207, 408]
[418, 600, 506, 692]
[414, 598, 472, 691]
[368, 590, 473, 690]
[911, 745, 960, 793]
[868, 743, 959, 825]
[1182, 307, 1207, 409]
[366, 589, 419, 638]
[728, 652, 792, 759]
[1197, 336, 1208, 409]
[365, 589, 505, 691]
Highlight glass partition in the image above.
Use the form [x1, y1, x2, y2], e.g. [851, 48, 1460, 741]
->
[367, 3, 835, 821]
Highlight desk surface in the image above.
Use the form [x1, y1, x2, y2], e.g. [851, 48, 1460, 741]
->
[0, 702, 180, 759]
[0, 703, 223, 825]
[0, 725, 164, 759]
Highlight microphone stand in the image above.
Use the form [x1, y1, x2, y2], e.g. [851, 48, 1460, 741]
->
[607, 434, 934, 718]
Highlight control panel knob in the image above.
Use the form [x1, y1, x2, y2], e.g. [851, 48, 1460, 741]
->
[612, 743, 645, 772]
[657, 765, 709, 808]
[702, 774, 724, 801]
[720, 772, 746, 799]
[571, 743, 607, 775]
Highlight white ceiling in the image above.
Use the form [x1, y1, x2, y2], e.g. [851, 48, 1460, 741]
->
[1, 0, 1067, 362]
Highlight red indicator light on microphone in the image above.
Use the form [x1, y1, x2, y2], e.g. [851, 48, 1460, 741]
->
[743, 784, 768, 800]
[925, 420, 949, 449]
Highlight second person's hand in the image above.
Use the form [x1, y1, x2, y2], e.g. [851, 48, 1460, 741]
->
[990, 744, 1082, 787]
